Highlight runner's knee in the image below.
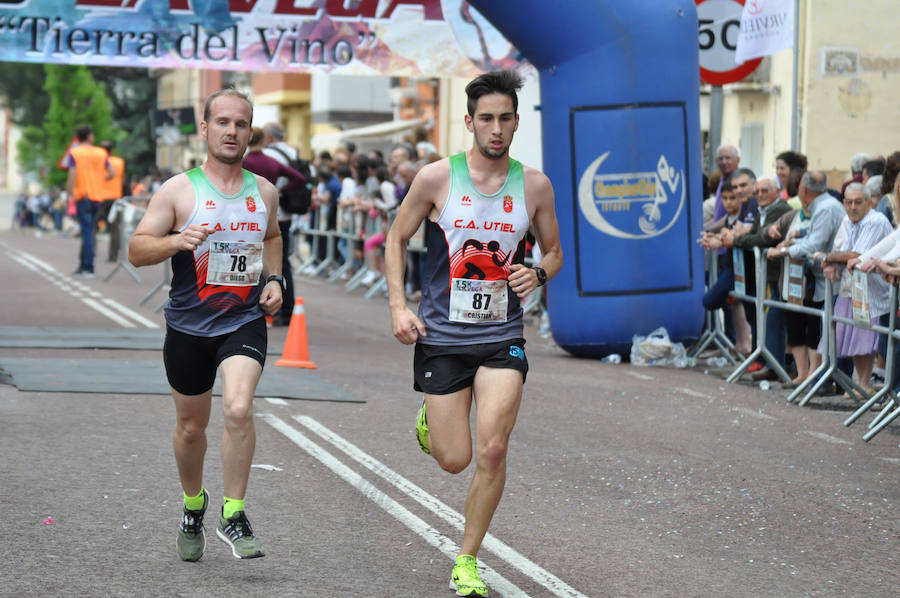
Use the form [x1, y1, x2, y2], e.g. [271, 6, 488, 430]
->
[434, 448, 471, 474]
[174, 418, 206, 443]
[222, 397, 254, 429]
[476, 438, 508, 472]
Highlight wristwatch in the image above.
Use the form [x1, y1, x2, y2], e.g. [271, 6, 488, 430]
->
[780, 246, 788, 255]
[265, 274, 286, 294]
[533, 266, 548, 286]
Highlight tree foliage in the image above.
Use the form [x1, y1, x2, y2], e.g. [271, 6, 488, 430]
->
[91, 67, 158, 185]
[5, 64, 158, 189]
[16, 64, 117, 187]
[0, 63, 50, 127]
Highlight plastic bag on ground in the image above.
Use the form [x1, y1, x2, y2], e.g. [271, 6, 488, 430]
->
[630, 326, 688, 368]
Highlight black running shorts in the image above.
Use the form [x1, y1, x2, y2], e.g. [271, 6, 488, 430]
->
[413, 338, 528, 395]
[163, 317, 267, 396]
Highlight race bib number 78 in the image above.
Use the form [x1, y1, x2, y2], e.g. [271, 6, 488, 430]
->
[207, 241, 263, 286]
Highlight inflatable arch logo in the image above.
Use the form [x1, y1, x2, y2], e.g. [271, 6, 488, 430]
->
[577, 152, 686, 240]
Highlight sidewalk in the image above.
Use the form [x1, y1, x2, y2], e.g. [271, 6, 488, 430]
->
[0, 190, 16, 229]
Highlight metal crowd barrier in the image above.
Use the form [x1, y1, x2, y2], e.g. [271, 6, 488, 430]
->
[104, 196, 148, 284]
[688, 251, 740, 366]
[717, 246, 900, 441]
[296, 203, 402, 300]
[293, 203, 544, 314]
[725, 247, 793, 384]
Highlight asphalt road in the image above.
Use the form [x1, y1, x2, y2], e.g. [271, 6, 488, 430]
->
[0, 222, 897, 598]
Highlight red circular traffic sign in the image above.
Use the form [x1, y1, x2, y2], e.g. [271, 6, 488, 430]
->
[696, 0, 762, 85]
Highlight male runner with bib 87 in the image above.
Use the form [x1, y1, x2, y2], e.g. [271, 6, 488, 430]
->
[385, 70, 563, 597]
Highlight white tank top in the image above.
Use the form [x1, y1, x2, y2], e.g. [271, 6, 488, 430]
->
[165, 167, 268, 336]
[418, 152, 531, 345]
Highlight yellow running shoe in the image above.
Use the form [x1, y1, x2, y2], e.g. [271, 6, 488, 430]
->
[415, 399, 430, 455]
[450, 554, 488, 597]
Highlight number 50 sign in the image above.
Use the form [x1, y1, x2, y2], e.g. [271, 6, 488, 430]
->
[696, 0, 762, 85]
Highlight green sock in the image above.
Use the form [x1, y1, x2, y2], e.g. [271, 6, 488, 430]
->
[223, 496, 245, 519]
[183, 487, 206, 511]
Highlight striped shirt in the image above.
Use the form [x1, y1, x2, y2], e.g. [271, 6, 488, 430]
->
[833, 210, 893, 315]
[859, 225, 900, 263]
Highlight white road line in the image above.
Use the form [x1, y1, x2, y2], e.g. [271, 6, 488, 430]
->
[258, 413, 528, 598]
[10, 253, 40, 273]
[676, 387, 710, 399]
[264, 397, 288, 406]
[101, 298, 160, 328]
[880, 457, 900, 465]
[81, 297, 136, 328]
[293, 415, 590, 598]
[623, 371, 654, 380]
[14, 251, 55, 273]
[731, 407, 777, 421]
[9, 247, 157, 328]
[804, 431, 853, 446]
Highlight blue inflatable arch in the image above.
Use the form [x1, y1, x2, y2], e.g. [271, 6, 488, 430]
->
[470, 1, 705, 357]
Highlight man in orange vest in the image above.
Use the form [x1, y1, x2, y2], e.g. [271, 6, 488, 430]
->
[66, 125, 114, 277]
[99, 139, 126, 262]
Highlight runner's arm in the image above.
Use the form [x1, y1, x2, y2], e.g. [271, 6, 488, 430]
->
[508, 169, 563, 299]
[128, 175, 208, 267]
[258, 177, 283, 315]
[385, 162, 445, 344]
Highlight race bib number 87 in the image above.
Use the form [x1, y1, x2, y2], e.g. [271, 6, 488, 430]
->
[207, 241, 263, 286]
[449, 278, 508, 323]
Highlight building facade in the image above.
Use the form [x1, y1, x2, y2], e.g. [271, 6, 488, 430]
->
[700, 0, 900, 187]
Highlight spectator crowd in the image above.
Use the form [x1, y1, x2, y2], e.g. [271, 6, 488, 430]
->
[698, 144, 900, 401]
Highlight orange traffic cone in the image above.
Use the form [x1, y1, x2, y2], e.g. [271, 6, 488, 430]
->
[275, 298, 317, 369]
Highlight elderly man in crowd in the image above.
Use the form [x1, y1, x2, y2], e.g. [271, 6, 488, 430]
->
[766, 171, 845, 383]
[841, 152, 870, 199]
[712, 143, 742, 222]
[817, 182, 893, 395]
[721, 175, 792, 380]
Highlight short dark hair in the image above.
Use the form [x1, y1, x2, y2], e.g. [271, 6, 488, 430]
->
[776, 150, 807, 171]
[75, 125, 92, 142]
[203, 88, 253, 123]
[100, 139, 114, 152]
[249, 127, 265, 146]
[863, 159, 885, 177]
[465, 70, 524, 116]
[336, 163, 352, 179]
[786, 168, 804, 197]
[882, 151, 900, 196]
[732, 167, 757, 183]
[720, 179, 734, 193]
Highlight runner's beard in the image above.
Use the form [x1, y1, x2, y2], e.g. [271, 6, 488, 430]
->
[210, 143, 243, 165]
[475, 133, 509, 160]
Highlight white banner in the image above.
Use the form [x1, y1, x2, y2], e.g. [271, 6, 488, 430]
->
[734, 0, 794, 64]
